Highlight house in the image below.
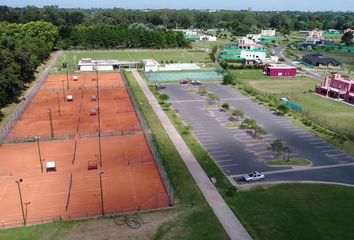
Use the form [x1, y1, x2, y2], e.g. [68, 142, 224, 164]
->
[237, 37, 264, 50]
[315, 74, 354, 103]
[303, 54, 341, 68]
[344, 28, 354, 34]
[261, 29, 276, 37]
[78, 58, 138, 71]
[142, 59, 160, 72]
[240, 50, 267, 64]
[199, 35, 217, 41]
[263, 64, 297, 77]
[327, 29, 340, 34]
[308, 29, 323, 39]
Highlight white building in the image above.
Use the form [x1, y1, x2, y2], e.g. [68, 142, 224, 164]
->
[261, 29, 276, 37]
[199, 35, 217, 41]
[78, 58, 138, 71]
[240, 50, 267, 61]
[142, 59, 160, 72]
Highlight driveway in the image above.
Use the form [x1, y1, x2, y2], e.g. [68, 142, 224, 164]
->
[163, 83, 354, 185]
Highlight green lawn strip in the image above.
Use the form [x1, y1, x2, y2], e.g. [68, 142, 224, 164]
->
[233, 184, 354, 240]
[123, 71, 228, 239]
[56, 50, 210, 68]
[0, 221, 76, 240]
[266, 158, 312, 166]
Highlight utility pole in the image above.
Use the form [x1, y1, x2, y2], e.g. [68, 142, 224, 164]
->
[48, 108, 54, 140]
[15, 179, 26, 226]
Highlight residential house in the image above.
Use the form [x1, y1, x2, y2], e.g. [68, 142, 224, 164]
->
[315, 74, 354, 103]
[237, 37, 264, 50]
[344, 28, 354, 34]
[261, 29, 276, 37]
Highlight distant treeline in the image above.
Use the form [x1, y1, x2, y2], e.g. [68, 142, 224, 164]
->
[0, 6, 353, 35]
[58, 26, 189, 49]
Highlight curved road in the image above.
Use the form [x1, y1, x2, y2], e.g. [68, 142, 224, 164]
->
[273, 46, 324, 80]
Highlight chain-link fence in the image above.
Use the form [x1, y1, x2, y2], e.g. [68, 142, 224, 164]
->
[121, 71, 174, 206]
[0, 51, 64, 145]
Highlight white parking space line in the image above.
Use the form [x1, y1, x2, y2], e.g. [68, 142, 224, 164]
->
[220, 163, 239, 168]
[203, 142, 219, 146]
[215, 159, 234, 163]
[249, 146, 268, 150]
[314, 145, 332, 149]
[322, 149, 338, 153]
[213, 154, 232, 158]
[208, 150, 227, 154]
[206, 146, 224, 150]
[327, 153, 347, 157]
[309, 142, 325, 145]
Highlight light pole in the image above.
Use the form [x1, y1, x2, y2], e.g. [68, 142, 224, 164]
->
[15, 179, 26, 226]
[97, 170, 104, 217]
[35, 137, 43, 174]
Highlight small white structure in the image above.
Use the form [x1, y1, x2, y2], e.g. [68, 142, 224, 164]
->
[199, 35, 217, 41]
[67, 95, 73, 102]
[142, 59, 160, 72]
[78, 58, 138, 71]
[184, 30, 198, 36]
[46, 161, 56, 172]
[246, 34, 261, 42]
[261, 29, 276, 37]
[73, 76, 78, 81]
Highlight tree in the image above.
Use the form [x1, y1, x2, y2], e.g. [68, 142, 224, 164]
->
[207, 93, 219, 105]
[198, 86, 208, 96]
[220, 103, 230, 112]
[341, 32, 353, 46]
[229, 109, 244, 121]
[159, 94, 170, 102]
[268, 139, 291, 160]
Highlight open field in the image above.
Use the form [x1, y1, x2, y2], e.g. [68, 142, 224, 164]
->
[0, 72, 170, 229]
[56, 50, 211, 69]
[229, 70, 354, 132]
[234, 184, 354, 240]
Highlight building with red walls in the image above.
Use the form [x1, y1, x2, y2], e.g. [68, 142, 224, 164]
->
[315, 74, 354, 104]
[263, 64, 297, 77]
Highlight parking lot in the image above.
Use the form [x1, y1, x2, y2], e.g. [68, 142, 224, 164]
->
[162, 83, 354, 185]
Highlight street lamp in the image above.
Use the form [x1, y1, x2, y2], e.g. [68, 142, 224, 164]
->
[97, 170, 104, 217]
[15, 179, 26, 226]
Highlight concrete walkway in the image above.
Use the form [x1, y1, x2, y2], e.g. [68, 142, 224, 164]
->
[131, 70, 252, 240]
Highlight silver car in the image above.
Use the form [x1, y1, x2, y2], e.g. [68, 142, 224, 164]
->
[242, 171, 265, 182]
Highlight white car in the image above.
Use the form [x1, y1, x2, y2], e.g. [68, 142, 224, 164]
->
[242, 171, 265, 182]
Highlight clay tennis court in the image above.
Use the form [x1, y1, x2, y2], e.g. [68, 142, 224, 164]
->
[0, 73, 170, 228]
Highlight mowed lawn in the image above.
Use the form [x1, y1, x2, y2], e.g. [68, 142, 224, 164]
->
[57, 50, 210, 68]
[230, 70, 354, 132]
[234, 184, 354, 240]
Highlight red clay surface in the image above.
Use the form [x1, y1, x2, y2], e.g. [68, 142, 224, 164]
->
[0, 73, 169, 228]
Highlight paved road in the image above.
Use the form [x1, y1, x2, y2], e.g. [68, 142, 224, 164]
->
[163, 82, 354, 185]
[273, 46, 324, 80]
[131, 70, 252, 240]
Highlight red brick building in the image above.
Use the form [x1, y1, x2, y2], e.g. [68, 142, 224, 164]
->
[263, 64, 297, 77]
[315, 74, 354, 104]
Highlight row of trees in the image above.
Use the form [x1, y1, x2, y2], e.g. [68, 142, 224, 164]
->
[58, 26, 189, 49]
[0, 6, 353, 32]
[0, 21, 58, 108]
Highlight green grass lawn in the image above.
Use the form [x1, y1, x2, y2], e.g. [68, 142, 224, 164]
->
[56, 50, 211, 68]
[266, 158, 312, 166]
[248, 78, 317, 94]
[234, 184, 354, 240]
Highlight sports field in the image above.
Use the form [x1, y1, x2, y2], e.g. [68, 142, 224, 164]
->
[0, 73, 169, 228]
[56, 50, 211, 69]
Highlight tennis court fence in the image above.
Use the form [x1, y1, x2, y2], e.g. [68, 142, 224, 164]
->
[0, 51, 64, 145]
[122, 71, 175, 206]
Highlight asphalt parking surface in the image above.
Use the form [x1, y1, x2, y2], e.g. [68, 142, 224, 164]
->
[162, 82, 354, 185]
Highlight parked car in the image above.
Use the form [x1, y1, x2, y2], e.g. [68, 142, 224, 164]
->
[155, 83, 166, 89]
[242, 171, 265, 182]
[191, 80, 201, 85]
[180, 80, 189, 84]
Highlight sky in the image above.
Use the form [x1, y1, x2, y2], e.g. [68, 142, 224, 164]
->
[1, 0, 354, 11]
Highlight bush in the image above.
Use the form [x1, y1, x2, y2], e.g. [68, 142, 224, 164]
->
[223, 74, 234, 85]
[226, 186, 237, 197]
[220, 103, 230, 112]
